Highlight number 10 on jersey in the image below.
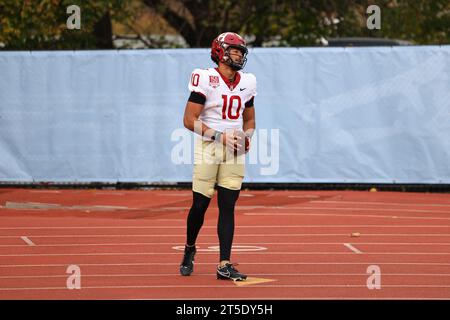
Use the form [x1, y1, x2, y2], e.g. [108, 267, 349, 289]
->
[222, 95, 241, 120]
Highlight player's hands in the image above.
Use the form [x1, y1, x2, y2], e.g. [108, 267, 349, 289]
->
[221, 129, 250, 156]
[235, 131, 251, 155]
[219, 130, 236, 150]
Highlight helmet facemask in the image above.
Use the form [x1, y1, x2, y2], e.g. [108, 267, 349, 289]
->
[223, 45, 248, 70]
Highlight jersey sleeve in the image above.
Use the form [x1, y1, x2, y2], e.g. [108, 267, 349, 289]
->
[246, 73, 257, 98]
[245, 73, 257, 107]
[188, 69, 208, 97]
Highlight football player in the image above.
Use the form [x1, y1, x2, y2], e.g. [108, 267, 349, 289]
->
[179, 32, 257, 281]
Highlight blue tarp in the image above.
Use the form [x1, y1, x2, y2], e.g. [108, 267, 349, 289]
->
[0, 46, 449, 183]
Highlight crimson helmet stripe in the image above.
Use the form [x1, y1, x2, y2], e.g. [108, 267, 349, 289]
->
[217, 32, 245, 45]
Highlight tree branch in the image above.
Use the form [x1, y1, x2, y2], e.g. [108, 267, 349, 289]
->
[143, 0, 197, 47]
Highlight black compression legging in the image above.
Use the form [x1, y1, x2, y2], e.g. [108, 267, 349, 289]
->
[185, 187, 241, 262]
[186, 192, 211, 246]
[217, 186, 240, 261]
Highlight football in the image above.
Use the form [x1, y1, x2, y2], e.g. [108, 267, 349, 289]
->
[232, 130, 250, 156]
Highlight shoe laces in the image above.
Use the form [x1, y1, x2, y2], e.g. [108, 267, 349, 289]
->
[224, 262, 239, 271]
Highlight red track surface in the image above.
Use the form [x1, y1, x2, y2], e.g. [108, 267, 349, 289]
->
[0, 188, 449, 299]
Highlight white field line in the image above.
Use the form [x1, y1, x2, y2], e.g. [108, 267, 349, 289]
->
[19, 237, 35, 246]
[1, 251, 450, 257]
[1, 262, 449, 268]
[2, 202, 131, 211]
[130, 298, 450, 301]
[1, 284, 450, 291]
[0, 233, 449, 239]
[1, 273, 450, 279]
[243, 212, 450, 220]
[3, 204, 450, 213]
[248, 206, 450, 214]
[0, 224, 449, 230]
[1, 242, 450, 248]
[343, 243, 363, 254]
[311, 200, 450, 208]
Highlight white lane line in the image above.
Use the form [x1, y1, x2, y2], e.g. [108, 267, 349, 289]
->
[3, 202, 132, 211]
[0, 224, 449, 230]
[0, 233, 449, 239]
[251, 206, 450, 214]
[7, 204, 449, 213]
[3, 204, 449, 214]
[1, 262, 449, 268]
[0, 251, 450, 257]
[20, 237, 35, 246]
[1, 284, 450, 291]
[133, 297, 450, 301]
[243, 212, 450, 220]
[2, 273, 450, 279]
[1, 242, 450, 248]
[311, 200, 450, 208]
[344, 243, 363, 254]
[1, 203, 187, 212]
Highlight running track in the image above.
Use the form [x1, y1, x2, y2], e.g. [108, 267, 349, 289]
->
[0, 188, 449, 300]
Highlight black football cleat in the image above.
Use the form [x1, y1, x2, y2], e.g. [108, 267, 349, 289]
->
[179, 246, 196, 276]
[216, 263, 247, 281]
